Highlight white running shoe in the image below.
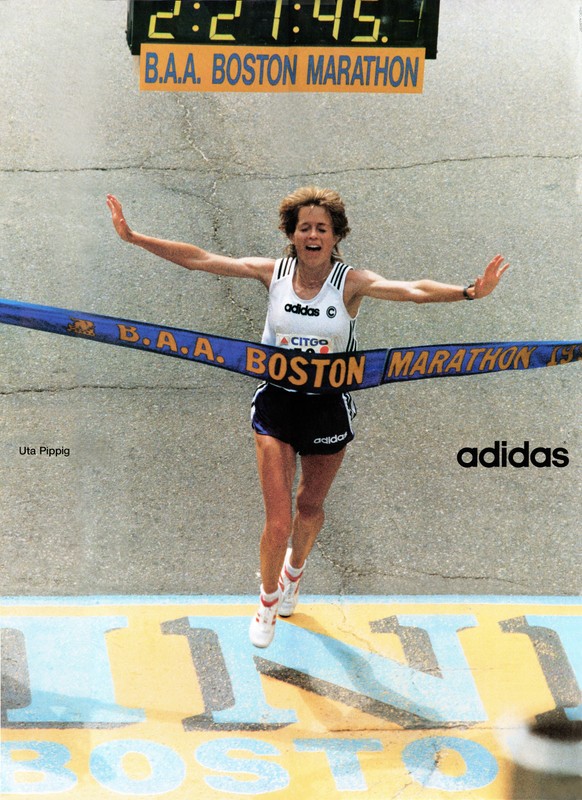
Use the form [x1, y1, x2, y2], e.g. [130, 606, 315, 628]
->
[249, 591, 281, 648]
[278, 549, 304, 618]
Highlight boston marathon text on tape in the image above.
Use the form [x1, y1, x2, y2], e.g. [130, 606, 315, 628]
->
[116, 323, 367, 389]
[1, 599, 580, 798]
[117, 326, 582, 389]
[385, 342, 582, 381]
[0, 298, 580, 394]
[139, 44, 425, 93]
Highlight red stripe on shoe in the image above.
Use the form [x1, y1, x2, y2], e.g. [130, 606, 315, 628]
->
[260, 595, 280, 608]
[283, 567, 302, 582]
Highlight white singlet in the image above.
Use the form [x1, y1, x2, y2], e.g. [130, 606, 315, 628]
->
[261, 257, 358, 355]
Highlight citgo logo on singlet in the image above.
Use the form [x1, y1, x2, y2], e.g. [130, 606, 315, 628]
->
[276, 333, 331, 354]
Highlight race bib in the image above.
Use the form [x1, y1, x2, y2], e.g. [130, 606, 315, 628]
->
[276, 333, 331, 354]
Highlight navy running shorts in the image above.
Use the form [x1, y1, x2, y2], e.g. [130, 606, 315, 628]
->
[251, 383, 356, 455]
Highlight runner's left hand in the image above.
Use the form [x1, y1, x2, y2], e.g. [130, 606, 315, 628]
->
[472, 255, 510, 299]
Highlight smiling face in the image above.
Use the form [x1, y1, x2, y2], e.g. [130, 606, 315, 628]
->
[288, 205, 340, 270]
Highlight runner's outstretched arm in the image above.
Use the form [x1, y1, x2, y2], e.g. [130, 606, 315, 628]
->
[349, 255, 510, 305]
[106, 195, 273, 285]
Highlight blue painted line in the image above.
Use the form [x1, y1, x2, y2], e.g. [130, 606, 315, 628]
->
[1, 595, 580, 606]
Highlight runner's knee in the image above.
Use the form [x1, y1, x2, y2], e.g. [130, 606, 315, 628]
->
[263, 516, 292, 546]
[296, 492, 325, 521]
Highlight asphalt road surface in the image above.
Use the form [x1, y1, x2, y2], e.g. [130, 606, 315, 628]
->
[1, 0, 580, 598]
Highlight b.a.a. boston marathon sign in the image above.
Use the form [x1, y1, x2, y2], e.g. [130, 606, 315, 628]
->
[0, 298, 580, 393]
[140, 45, 424, 94]
[128, 0, 439, 93]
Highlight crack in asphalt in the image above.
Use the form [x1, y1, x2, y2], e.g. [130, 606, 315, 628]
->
[314, 536, 531, 589]
[332, 602, 387, 657]
[174, 99, 210, 164]
[0, 384, 221, 396]
[1, 151, 579, 176]
[219, 278, 263, 331]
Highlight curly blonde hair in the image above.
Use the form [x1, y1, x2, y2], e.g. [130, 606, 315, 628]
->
[278, 186, 350, 259]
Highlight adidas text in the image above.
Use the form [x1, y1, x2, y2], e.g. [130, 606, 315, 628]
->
[284, 303, 320, 317]
[314, 433, 348, 444]
[457, 440, 569, 468]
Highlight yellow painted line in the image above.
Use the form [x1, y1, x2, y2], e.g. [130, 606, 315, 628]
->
[1, 596, 580, 797]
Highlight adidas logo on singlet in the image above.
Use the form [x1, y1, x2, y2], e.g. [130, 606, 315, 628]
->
[284, 303, 320, 317]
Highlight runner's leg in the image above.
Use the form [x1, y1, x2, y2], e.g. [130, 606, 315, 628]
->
[289, 448, 346, 569]
[254, 432, 297, 594]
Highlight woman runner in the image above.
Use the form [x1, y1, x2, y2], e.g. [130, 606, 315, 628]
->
[106, 187, 509, 648]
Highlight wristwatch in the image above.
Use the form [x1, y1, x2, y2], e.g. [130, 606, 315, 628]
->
[463, 283, 475, 300]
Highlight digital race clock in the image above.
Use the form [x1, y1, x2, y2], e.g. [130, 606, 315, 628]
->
[126, 0, 440, 58]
